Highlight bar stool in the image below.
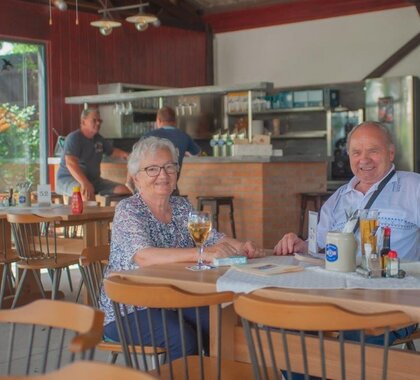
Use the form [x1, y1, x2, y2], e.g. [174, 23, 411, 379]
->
[196, 196, 236, 238]
[299, 191, 334, 239]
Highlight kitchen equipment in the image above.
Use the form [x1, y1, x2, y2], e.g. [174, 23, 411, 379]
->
[327, 109, 364, 182]
[365, 75, 420, 172]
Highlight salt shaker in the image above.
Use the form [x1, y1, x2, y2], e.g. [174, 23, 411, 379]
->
[386, 250, 400, 278]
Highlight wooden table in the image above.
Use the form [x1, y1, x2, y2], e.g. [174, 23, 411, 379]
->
[1, 205, 114, 252]
[0, 205, 114, 306]
[114, 262, 420, 378]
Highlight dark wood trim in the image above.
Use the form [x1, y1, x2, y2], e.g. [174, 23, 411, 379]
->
[204, 0, 413, 33]
[205, 24, 214, 85]
[364, 32, 420, 79]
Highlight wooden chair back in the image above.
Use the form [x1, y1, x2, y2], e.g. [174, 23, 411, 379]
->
[5, 361, 157, 380]
[234, 293, 414, 380]
[0, 299, 104, 375]
[6, 213, 60, 262]
[103, 275, 235, 379]
[79, 245, 110, 309]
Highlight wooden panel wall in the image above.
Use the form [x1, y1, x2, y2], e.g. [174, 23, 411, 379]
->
[204, 0, 411, 33]
[0, 0, 208, 154]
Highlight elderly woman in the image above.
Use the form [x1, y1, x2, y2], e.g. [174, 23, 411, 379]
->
[100, 136, 264, 360]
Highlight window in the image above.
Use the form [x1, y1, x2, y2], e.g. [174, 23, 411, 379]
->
[0, 40, 47, 193]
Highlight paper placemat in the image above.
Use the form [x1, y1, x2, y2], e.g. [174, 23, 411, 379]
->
[216, 256, 420, 294]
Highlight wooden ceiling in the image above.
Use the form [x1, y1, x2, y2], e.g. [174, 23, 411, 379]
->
[18, 0, 415, 32]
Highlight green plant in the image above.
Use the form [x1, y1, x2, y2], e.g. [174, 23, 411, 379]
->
[0, 103, 39, 185]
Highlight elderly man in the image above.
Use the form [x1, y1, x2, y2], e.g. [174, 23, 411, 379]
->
[56, 108, 131, 201]
[274, 121, 420, 259]
[275, 120, 420, 377]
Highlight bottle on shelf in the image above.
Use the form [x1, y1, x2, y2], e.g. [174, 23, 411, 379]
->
[380, 226, 391, 277]
[386, 250, 400, 278]
[71, 186, 83, 215]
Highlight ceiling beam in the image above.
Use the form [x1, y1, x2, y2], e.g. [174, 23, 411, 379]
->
[364, 32, 420, 79]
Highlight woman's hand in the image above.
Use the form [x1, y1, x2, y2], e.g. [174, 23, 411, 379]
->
[239, 240, 265, 258]
[203, 241, 237, 262]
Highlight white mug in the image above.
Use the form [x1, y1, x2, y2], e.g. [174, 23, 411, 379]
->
[325, 232, 357, 272]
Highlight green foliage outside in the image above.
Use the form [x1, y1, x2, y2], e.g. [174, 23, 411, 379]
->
[0, 103, 39, 187]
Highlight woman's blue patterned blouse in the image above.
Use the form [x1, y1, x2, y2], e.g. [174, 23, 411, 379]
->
[99, 194, 225, 325]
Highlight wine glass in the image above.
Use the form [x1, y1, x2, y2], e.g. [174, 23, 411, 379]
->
[188, 211, 213, 270]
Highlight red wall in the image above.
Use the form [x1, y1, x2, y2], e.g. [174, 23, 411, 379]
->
[0, 0, 208, 153]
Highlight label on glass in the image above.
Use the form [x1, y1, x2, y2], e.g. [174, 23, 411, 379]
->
[326, 244, 338, 262]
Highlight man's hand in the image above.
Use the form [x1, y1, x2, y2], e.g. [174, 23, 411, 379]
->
[80, 181, 95, 201]
[274, 233, 308, 255]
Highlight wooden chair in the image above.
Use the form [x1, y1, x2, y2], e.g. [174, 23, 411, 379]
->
[0, 218, 19, 308]
[79, 245, 164, 365]
[4, 361, 157, 380]
[0, 299, 104, 375]
[6, 214, 81, 308]
[104, 276, 254, 379]
[234, 293, 415, 380]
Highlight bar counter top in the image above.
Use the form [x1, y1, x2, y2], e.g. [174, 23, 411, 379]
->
[48, 155, 328, 165]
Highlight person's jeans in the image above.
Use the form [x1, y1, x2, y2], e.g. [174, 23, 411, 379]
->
[283, 324, 418, 380]
[104, 306, 209, 361]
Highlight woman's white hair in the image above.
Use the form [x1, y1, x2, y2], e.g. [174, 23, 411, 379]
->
[128, 136, 179, 176]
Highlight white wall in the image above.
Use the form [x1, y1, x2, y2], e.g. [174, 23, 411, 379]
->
[214, 7, 420, 87]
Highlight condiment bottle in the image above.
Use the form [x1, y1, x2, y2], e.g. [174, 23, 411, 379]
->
[71, 186, 83, 215]
[386, 250, 399, 278]
[365, 243, 381, 278]
[380, 226, 391, 277]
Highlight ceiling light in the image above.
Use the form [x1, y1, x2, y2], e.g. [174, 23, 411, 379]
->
[53, 0, 67, 11]
[99, 27, 113, 36]
[90, 17, 121, 34]
[135, 22, 149, 31]
[126, 11, 158, 25]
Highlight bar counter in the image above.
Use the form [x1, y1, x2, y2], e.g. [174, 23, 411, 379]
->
[48, 156, 328, 248]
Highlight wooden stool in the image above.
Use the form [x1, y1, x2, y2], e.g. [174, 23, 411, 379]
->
[196, 196, 236, 238]
[96, 194, 131, 207]
[299, 191, 334, 239]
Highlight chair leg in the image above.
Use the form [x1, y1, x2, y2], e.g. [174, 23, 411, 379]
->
[299, 196, 307, 239]
[75, 277, 84, 304]
[51, 269, 62, 300]
[32, 270, 47, 299]
[12, 269, 28, 309]
[110, 352, 119, 364]
[65, 266, 73, 292]
[7, 265, 15, 295]
[0, 264, 9, 308]
[406, 341, 417, 351]
[229, 204, 236, 239]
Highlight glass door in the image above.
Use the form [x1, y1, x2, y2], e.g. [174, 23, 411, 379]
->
[0, 40, 47, 194]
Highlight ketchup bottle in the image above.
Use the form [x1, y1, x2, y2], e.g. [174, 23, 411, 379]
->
[71, 186, 83, 215]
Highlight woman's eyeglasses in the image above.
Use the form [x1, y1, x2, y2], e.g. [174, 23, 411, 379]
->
[138, 163, 179, 177]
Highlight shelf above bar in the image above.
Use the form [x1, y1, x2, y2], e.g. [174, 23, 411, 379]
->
[65, 82, 274, 105]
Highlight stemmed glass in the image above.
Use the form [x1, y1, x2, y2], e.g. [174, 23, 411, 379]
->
[188, 211, 212, 270]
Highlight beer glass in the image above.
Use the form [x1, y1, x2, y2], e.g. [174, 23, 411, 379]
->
[359, 209, 379, 262]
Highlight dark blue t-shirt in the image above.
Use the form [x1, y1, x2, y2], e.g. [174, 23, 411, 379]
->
[143, 126, 200, 167]
[57, 130, 113, 181]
